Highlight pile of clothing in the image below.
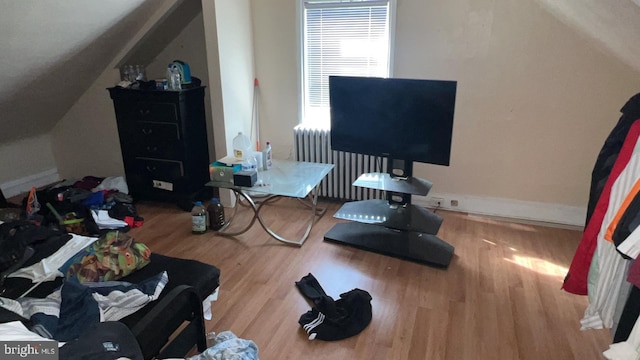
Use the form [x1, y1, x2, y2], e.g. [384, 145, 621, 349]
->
[23, 176, 144, 237]
[0, 223, 156, 342]
[563, 93, 640, 359]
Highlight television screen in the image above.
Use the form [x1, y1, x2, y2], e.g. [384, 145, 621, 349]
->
[329, 76, 457, 166]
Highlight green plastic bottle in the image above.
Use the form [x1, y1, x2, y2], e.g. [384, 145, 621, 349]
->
[191, 201, 207, 234]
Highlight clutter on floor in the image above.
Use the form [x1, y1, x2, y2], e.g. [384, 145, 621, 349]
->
[17, 176, 143, 236]
[0, 176, 224, 359]
[295, 273, 372, 341]
[186, 331, 259, 360]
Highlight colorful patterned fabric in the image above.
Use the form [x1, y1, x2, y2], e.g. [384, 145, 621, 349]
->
[58, 231, 151, 283]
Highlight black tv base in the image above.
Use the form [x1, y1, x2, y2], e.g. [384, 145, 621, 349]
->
[323, 158, 455, 268]
[324, 222, 454, 268]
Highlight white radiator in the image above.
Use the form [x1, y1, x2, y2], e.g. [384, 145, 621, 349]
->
[294, 126, 386, 201]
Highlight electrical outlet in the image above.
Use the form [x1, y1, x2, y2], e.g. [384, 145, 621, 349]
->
[427, 197, 444, 208]
[450, 199, 459, 207]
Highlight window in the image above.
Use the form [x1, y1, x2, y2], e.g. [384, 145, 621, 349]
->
[299, 0, 394, 129]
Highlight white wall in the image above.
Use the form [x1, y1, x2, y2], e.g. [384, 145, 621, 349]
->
[202, 1, 225, 168]
[251, 0, 640, 225]
[201, 0, 255, 206]
[212, 0, 256, 158]
[0, 135, 59, 197]
[251, 1, 299, 160]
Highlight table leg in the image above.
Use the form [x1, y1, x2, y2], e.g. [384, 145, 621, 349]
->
[215, 187, 324, 246]
[215, 191, 258, 236]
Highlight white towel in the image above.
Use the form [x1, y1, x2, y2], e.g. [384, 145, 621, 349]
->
[91, 210, 128, 230]
[8, 234, 97, 283]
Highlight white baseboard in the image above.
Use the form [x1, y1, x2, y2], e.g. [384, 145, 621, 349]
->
[0, 168, 61, 198]
[413, 192, 586, 227]
[0, 170, 586, 227]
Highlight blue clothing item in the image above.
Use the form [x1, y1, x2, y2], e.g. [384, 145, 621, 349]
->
[20, 280, 100, 341]
[188, 331, 259, 360]
[57, 280, 101, 341]
[82, 191, 104, 208]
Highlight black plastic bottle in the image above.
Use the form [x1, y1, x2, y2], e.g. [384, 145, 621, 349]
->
[207, 198, 225, 231]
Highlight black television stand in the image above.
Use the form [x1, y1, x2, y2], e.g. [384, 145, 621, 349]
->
[324, 159, 454, 268]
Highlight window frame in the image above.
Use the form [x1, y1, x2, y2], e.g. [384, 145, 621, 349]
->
[296, 0, 397, 129]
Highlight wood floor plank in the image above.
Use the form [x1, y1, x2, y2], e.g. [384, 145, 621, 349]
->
[128, 200, 613, 359]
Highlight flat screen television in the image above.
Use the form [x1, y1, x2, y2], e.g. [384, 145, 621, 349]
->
[329, 76, 457, 167]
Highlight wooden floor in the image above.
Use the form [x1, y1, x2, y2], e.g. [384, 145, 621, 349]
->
[127, 198, 612, 360]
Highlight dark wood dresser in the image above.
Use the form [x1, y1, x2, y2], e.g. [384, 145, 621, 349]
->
[108, 86, 214, 210]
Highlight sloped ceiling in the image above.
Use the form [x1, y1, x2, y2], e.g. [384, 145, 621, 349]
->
[0, 0, 202, 145]
[0, 0, 638, 146]
[0, 0, 155, 143]
[534, 0, 640, 73]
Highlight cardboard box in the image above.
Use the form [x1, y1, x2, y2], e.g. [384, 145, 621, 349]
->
[210, 161, 242, 182]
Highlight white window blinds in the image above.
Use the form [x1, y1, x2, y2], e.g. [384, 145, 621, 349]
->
[301, 0, 391, 128]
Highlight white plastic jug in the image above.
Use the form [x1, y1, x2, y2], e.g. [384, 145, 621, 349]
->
[232, 132, 252, 160]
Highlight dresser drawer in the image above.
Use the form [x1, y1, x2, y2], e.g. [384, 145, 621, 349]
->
[133, 122, 183, 159]
[127, 102, 179, 123]
[126, 158, 187, 201]
[133, 158, 184, 180]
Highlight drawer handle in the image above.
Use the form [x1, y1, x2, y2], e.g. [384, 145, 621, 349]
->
[139, 109, 151, 116]
[146, 165, 157, 172]
[141, 128, 153, 135]
[146, 146, 158, 153]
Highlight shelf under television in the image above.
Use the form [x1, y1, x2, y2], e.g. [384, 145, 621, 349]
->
[324, 222, 454, 268]
[333, 199, 442, 235]
[325, 170, 454, 268]
[352, 172, 432, 196]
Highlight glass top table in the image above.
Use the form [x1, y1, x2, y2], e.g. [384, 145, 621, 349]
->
[206, 159, 334, 246]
